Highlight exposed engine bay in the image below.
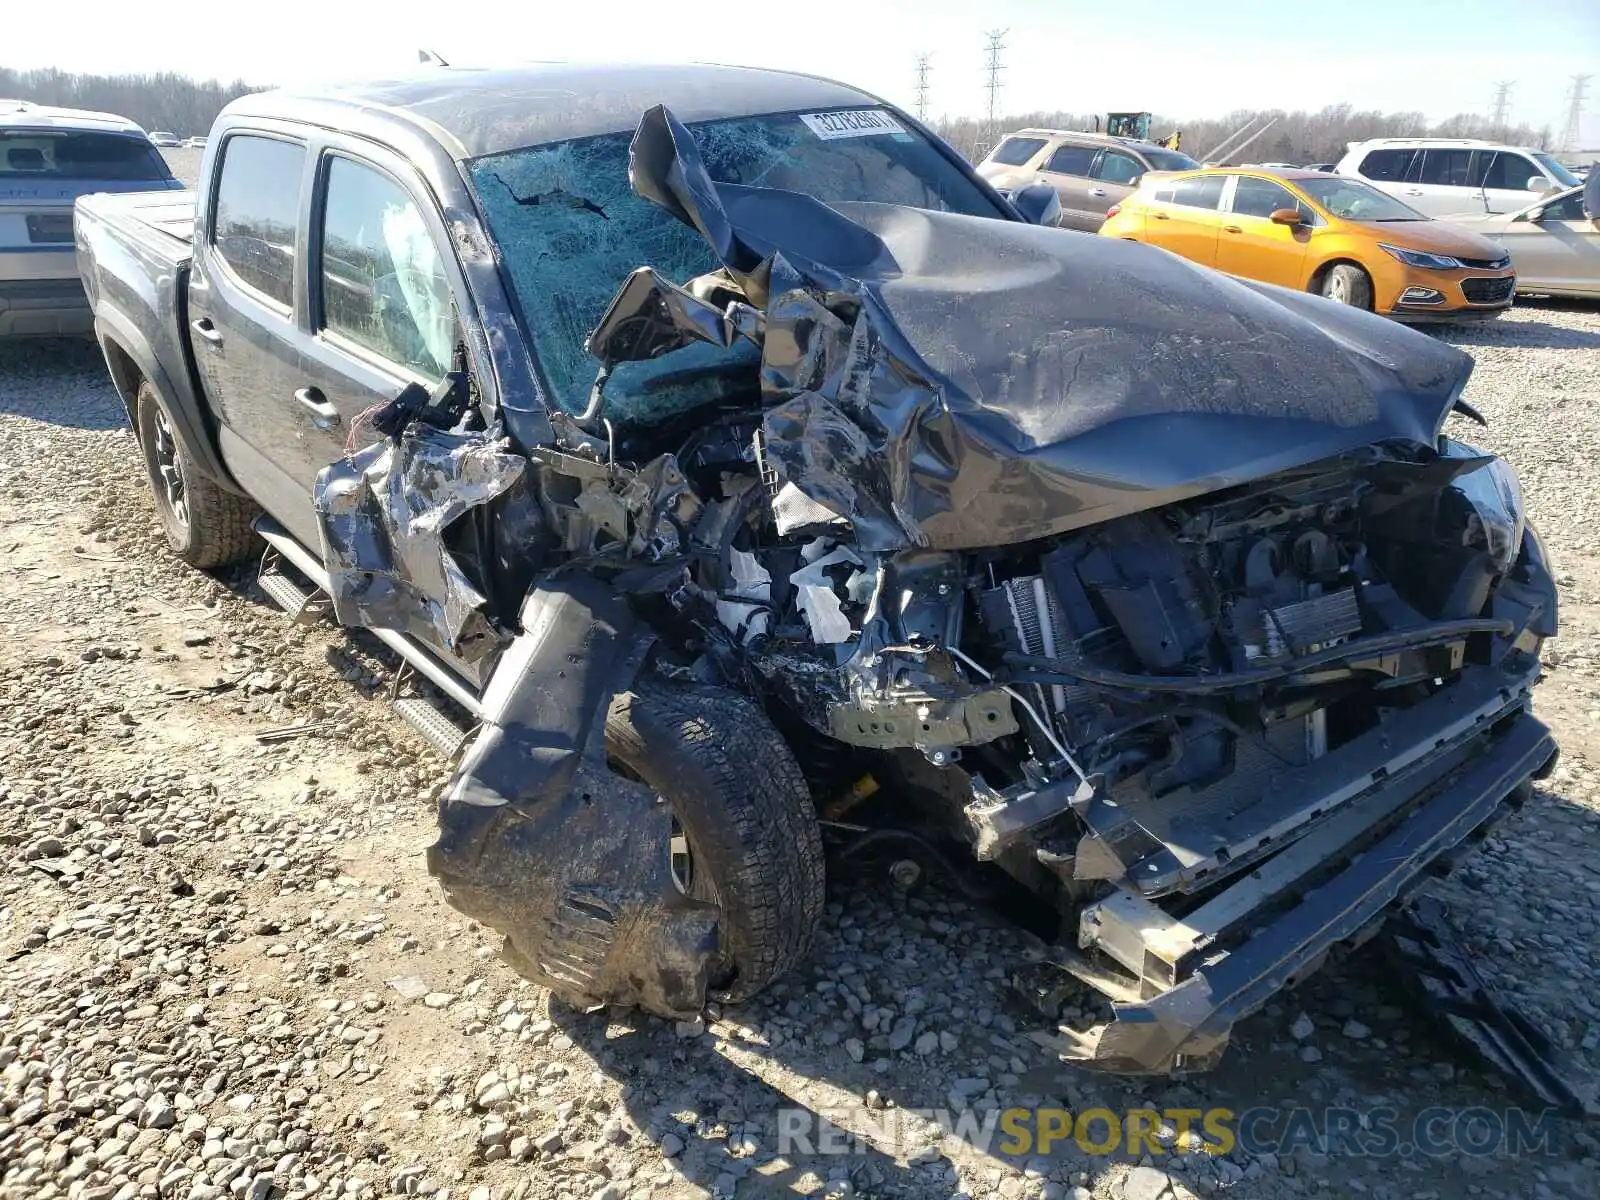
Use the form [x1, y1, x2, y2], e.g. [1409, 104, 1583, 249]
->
[314, 104, 1560, 1075]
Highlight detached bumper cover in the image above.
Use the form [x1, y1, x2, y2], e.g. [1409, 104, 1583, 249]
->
[1048, 709, 1556, 1075]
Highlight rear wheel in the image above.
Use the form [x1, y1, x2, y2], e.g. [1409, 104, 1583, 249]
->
[605, 679, 825, 1000]
[1318, 263, 1373, 310]
[135, 381, 259, 568]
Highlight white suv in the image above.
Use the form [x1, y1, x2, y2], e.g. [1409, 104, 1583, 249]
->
[1, 100, 182, 336]
[1335, 138, 1582, 218]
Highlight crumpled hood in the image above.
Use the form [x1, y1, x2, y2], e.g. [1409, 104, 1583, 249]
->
[615, 105, 1475, 551]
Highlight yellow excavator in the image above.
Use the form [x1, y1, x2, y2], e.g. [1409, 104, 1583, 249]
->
[1101, 111, 1182, 150]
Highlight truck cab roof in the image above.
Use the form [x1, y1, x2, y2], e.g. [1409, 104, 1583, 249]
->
[226, 62, 883, 160]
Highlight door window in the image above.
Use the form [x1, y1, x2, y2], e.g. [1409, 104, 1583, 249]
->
[1231, 176, 1300, 218]
[1093, 151, 1144, 185]
[212, 135, 306, 308]
[1417, 149, 1473, 186]
[1043, 144, 1096, 176]
[1533, 190, 1586, 221]
[989, 136, 1047, 167]
[1477, 151, 1544, 191]
[318, 156, 456, 377]
[1358, 148, 1418, 182]
[1156, 175, 1226, 210]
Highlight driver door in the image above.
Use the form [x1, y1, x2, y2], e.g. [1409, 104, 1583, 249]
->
[1215, 176, 1312, 287]
[1475, 151, 1553, 215]
[288, 147, 467, 504]
[1085, 148, 1145, 228]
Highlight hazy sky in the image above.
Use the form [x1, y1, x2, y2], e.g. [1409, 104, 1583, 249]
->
[11, 0, 1600, 142]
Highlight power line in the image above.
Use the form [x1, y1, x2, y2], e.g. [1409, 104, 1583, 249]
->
[1559, 74, 1591, 152]
[1489, 80, 1514, 134]
[983, 29, 1007, 149]
[914, 53, 931, 122]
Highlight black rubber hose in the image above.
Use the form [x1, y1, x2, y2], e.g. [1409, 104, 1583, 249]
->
[1004, 618, 1515, 695]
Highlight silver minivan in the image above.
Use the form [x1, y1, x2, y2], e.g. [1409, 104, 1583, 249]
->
[1, 100, 182, 336]
[1334, 138, 1581, 218]
[977, 129, 1199, 232]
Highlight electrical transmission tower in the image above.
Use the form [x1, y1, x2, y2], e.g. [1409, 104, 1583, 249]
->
[1489, 81, 1514, 135]
[914, 54, 931, 122]
[983, 30, 1008, 151]
[1560, 74, 1591, 151]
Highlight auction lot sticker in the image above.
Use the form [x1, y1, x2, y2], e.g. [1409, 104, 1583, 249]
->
[799, 110, 907, 140]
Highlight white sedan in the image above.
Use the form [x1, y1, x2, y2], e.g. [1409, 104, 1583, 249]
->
[1449, 186, 1598, 299]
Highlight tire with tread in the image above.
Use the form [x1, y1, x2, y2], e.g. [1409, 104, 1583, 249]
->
[1317, 262, 1373, 310]
[606, 679, 825, 1000]
[135, 380, 259, 568]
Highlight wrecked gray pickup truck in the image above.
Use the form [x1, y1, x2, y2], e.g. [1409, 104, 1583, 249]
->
[77, 64, 1559, 1076]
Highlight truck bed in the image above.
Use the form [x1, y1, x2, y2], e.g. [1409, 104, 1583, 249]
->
[78, 188, 196, 249]
[74, 187, 241, 493]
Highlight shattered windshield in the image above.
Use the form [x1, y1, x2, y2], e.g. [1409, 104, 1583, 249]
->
[468, 108, 1006, 423]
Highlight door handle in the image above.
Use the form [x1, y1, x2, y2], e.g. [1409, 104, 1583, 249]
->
[1153, 211, 1170, 220]
[1088, 187, 1107, 197]
[1223, 225, 1242, 233]
[191, 317, 222, 346]
[1404, 188, 1425, 196]
[294, 386, 341, 431]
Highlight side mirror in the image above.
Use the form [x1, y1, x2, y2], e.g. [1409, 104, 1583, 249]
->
[1011, 182, 1062, 226]
[1525, 206, 1546, 223]
[1525, 175, 1553, 193]
[1269, 207, 1303, 226]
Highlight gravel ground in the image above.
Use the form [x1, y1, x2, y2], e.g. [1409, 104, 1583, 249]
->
[2, 304, 1599, 1200]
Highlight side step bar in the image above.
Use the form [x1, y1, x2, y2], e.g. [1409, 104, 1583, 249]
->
[251, 518, 484, 755]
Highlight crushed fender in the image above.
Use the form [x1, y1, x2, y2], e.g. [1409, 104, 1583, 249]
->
[313, 418, 524, 660]
[425, 574, 720, 1016]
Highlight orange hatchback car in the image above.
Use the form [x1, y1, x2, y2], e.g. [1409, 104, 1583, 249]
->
[1098, 169, 1517, 321]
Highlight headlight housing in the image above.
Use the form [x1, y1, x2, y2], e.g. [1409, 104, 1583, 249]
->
[1379, 242, 1463, 271]
[1441, 439, 1525, 575]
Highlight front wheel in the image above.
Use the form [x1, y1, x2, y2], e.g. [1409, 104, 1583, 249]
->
[1318, 263, 1373, 310]
[134, 381, 259, 568]
[605, 680, 825, 1001]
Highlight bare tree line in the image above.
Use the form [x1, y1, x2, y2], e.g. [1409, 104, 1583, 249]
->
[0, 67, 261, 137]
[2, 66, 1558, 165]
[934, 104, 1555, 165]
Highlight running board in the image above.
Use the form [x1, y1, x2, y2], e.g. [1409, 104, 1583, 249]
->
[251, 517, 486, 731]
[257, 547, 330, 624]
[392, 695, 474, 758]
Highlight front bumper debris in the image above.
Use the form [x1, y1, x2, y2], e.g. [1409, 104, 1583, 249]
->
[1033, 708, 1557, 1074]
[1383, 894, 1590, 1117]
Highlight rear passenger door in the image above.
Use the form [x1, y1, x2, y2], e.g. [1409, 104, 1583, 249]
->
[1037, 143, 1102, 231]
[188, 129, 316, 536]
[1406, 148, 1476, 216]
[1351, 147, 1419, 205]
[1143, 175, 1227, 267]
